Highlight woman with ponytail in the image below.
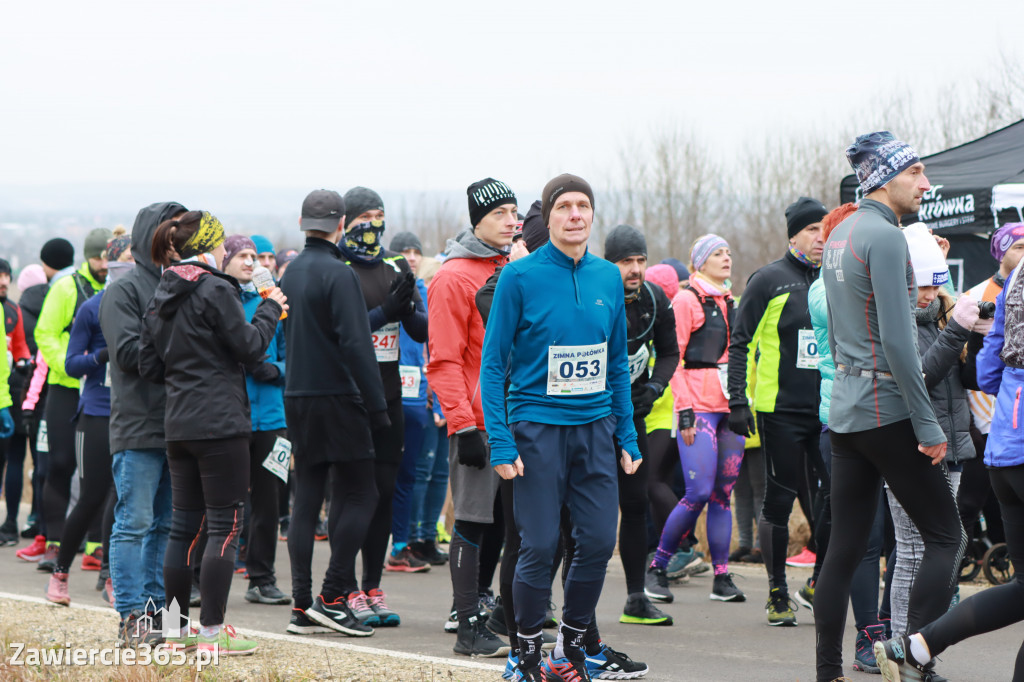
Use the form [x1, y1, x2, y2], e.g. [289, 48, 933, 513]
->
[139, 211, 288, 655]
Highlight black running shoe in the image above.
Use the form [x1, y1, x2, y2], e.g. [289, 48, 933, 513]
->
[95, 567, 109, 591]
[190, 583, 201, 607]
[710, 573, 746, 602]
[286, 607, 332, 635]
[0, 519, 18, 546]
[620, 593, 673, 626]
[643, 566, 674, 603]
[453, 614, 509, 657]
[874, 635, 948, 682]
[305, 594, 374, 637]
[246, 583, 292, 605]
[585, 642, 649, 680]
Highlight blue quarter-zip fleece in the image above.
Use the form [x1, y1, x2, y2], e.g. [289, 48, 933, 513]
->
[480, 242, 639, 466]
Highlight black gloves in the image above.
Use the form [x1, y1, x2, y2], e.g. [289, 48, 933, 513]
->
[727, 402, 756, 437]
[22, 409, 37, 435]
[678, 408, 696, 430]
[251, 363, 281, 384]
[632, 382, 663, 420]
[95, 348, 110, 365]
[456, 429, 488, 469]
[381, 271, 416, 322]
[370, 410, 392, 431]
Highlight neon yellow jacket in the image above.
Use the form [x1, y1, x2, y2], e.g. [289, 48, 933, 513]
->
[0, 332, 11, 410]
[34, 263, 104, 389]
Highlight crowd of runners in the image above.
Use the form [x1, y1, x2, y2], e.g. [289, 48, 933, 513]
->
[1, 130, 1024, 681]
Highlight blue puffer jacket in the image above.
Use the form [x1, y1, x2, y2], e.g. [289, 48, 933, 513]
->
[808, 279, 834, 425]
[241, 287, 286, 431]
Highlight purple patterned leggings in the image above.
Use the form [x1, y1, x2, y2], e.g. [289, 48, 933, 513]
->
[652, 412, 745, 574]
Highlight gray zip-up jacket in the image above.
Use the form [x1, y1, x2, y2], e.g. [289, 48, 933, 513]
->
[821, 199, 944, 445]
[98, 201, 185, 453]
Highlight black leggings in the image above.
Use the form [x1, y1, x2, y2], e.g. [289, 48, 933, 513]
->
[2, 429, 28, 526]
[919, 463, 1024, 681]
[42, 385, 80, 543]
[450, 494, 503, 622]
[245, 429, 285, 587]
[361, 399, 403, 592]
[814, 420, 965, 682]
[499, 478, 520, 640]
[617, 420, 650, 596]
[164, 437, 249, 628]
[289, 457, 378, 609]
[55, 415, 115, 574]
[647, 428, 681, 538]
[757, 410, 825, 590]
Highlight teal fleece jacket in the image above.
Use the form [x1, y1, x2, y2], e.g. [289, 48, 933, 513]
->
[480, 242, 640, 466]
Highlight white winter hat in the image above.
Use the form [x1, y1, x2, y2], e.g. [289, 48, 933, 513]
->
[904, 223, 949, 288]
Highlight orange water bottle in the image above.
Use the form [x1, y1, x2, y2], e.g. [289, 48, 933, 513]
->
[253, 265, 287, 319]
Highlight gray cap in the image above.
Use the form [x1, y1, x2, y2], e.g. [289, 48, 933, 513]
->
[389, 231, 422, 254]
[84, 228, 113, 260]
[301, 189, 346, 232]
[603, 224, 647, 263]
[344, 187, 384, 229]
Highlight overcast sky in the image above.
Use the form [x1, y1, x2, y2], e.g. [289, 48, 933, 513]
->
[2, 0, 1022, 202]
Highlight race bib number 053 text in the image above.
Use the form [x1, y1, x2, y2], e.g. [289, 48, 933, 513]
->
[547, 343, 607, 396]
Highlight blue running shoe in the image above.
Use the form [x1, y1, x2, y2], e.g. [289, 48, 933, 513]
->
[585, 642, 649, 679]
[504, 651, 521, 680]
[665, 548, 695, 579]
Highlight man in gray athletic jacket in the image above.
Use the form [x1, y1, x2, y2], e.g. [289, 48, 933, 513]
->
[813, 132, 965, 682]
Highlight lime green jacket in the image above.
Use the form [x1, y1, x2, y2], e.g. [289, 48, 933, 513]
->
[34, 263, 104, 389]
[0, 332, 11, 410]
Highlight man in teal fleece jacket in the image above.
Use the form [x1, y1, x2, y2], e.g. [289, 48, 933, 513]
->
[480, 173, 641, 681]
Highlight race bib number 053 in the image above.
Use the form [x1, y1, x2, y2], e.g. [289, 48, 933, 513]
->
[547, 343, 607, 396]
[796, 329, 820, 370]
[372, 322, 400, 362]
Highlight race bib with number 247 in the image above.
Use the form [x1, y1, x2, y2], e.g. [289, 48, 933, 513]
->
[372, 322, 400, 362]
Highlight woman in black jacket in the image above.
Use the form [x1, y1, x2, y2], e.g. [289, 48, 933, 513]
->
[139, 211, 286, 655]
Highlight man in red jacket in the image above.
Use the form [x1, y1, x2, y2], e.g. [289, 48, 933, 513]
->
[426, 178, 518, 658]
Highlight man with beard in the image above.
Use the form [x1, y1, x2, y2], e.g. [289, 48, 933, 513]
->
[33, 228, 110, 573]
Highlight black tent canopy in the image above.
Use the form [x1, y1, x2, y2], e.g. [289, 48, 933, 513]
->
[840, 119, 1024, 290]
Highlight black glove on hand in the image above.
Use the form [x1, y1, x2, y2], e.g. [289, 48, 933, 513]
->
[370, 410, 392, 431]
[632, 383, 662, 420]
[727, 403, 755, 437]
[457, 429, 488, 469]
[678, 408, 696, 430]
[251, 363, 280, 384]
[95, 348, 110, 365]
[381, 272, 416, 322]
[22, 409, 37, 435]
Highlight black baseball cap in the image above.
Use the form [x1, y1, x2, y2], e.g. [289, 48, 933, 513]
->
[300, 189, 346, 232]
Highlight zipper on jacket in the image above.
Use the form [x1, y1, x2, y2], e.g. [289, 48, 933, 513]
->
[1015, 386, 1021, 430]
[944, 378, 958, 461]
[573, 261, 581, 306]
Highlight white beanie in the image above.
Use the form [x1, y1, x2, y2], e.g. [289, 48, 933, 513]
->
[904, 223, 949, 287]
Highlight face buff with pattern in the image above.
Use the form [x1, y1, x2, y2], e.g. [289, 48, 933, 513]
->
[342, 219, 386, 263]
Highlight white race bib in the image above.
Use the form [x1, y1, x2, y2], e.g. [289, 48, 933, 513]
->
[262, 436, 291, 484]
[627, 345, 650, 384]
[717, 363, 730, 400]
[399, 365, 421, 399]
[36, 420, 49, 453]
[547, 343, 608, 396]
[796, 329, 820, 369]
[103, 362, 110, 388]
[372, 322, 400, 362]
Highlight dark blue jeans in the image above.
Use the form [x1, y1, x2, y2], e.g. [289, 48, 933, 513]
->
[410, 421, 449, 542]
[391, 404, 430, 547]
[512, 417, 619, 632]
[109, 448, 172, 618]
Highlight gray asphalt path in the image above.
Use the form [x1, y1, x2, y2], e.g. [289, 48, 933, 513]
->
[2, 533, 1022, 681]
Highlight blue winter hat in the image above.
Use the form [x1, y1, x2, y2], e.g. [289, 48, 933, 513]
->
[250, 234, 275, 255]
[846, 131, 920, 196]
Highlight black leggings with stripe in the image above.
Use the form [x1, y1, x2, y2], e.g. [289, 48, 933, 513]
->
[55, 414, 115, 574]
[164, 437, 250, 628]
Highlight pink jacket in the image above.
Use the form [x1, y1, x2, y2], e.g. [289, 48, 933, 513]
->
[669, 276, 732, 415]
[22, 351, 49, 412]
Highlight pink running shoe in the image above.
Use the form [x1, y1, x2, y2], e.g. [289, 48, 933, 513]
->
[46, 572, 71, 606]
